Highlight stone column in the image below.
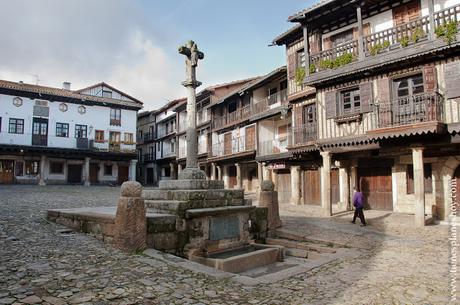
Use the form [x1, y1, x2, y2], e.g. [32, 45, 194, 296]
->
[38, 155, 46, 186]
[169, 162, 176, 180]
[272, 170, 278, 192]
[263, 163, 270, 182]
[211, 163, 216, 180]
[350, 165, 358, 209]
[129, 159, 137, 182]
[321, 151, 332, 216]
[259, 180, 282, 230]
[217, 165, 222, 181]
[84, 157, 91, 186]
[223, 165, 230, 189]
[412, 147, 426, 227]
[178, 163, 183, 175]
[236, 163, 242, 189]
[339, 167, 350, 211]
[290, 166, 301, 205]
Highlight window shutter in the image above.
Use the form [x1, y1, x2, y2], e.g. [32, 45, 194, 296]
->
[377, 78, 391, 102]
[325, 91, 337, 119]
[295, 105, 303, 127]
[288, 53, 296, 79]
[310, 33, 321, 54]
[359, 82, 373, 113]
[423, 64, 437, 92]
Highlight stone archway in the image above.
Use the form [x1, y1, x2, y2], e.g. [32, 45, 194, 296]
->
[440, 156, 460, 219]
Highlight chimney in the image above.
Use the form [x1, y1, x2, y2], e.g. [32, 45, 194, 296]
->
[62, 82, 71, 90]
[18, 80, 23, 84]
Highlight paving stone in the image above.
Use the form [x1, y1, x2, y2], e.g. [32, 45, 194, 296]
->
[20, 295, 42, 304]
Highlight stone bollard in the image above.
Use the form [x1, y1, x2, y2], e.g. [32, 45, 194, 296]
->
[258, 180, 282, 230]
[113, 181, 147, 252]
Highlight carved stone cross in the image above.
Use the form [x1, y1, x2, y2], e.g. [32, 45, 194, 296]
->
[178, 40, 206, 180]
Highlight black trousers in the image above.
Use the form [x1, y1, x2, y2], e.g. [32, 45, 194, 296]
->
[353, 207, 366, 225]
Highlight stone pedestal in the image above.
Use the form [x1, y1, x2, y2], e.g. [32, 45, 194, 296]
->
[258, 180, 282, 231]
[113, 181, 147, 252]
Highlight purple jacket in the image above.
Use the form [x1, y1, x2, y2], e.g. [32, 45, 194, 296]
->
[353, 191, 364, 209]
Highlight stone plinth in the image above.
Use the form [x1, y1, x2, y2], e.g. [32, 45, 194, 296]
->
[113, 181, 147, 252]
[258, 180, 282, 231]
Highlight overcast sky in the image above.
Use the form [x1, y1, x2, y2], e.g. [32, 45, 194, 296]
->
[0, 0, 312, 110]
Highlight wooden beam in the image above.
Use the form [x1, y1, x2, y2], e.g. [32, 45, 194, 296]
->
[356, 5, 365, 61]
[303, 23, 311, 76]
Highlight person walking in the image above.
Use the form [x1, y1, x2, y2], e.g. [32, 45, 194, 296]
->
[351, 186, 366, 226]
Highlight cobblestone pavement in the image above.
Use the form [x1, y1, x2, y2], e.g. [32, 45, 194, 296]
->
[0, 185, 457, 305]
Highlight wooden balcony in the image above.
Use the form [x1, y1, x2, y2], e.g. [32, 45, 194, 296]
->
[252, 89, 288, 115]
[212, 106, 250, 130]
[211, 136, 254, 158]
[310, 40, 358, 73]
[288, 123, 318, 147]
[258, 138, 290, 157]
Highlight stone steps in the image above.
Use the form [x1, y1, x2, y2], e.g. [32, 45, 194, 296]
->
[275, 228, 346, 248]
[142, 189, 245, 202]
[266, 238, 336, 254]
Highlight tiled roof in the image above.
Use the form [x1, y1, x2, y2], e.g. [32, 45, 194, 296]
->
[288, 0, 338, 21]
[272, 24, 302, 46]
[76, 82, 143, 105]
[0, 79, 143, 109]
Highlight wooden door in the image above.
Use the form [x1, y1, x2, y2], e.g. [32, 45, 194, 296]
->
[454, 166, 460, 213]
[228, 165, 237, 189]
[32, 118, 48, 146]
[245, 126, 255, 150]
[67, 164, 82, 184]
[304, 169, 321, 205]
[358, 167, 393, 210]
[118, 165, 129, 184]
[0, 160, 14, 184]
[331, 169, 340, 204]
[147, 168, 154, 185]
[393, 0, 421, 26]
[277, 169, 291, 204]
[224, 133, 232, 155]
[89, 163, 99, 184]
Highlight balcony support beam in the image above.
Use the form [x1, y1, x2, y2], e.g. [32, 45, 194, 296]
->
[302, 23, 310, 77]
[356, 5, 365, 61]
[412, 147, 426, 227]
[428, 0, 435, 40]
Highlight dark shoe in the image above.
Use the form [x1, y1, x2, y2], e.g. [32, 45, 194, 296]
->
[360, 224, 366, 227]
[351, 221, 355, 224]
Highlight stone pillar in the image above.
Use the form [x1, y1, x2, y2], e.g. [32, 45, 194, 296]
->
[272, 170, 278, 192]
[412, 147, 426, 227]
[290, 166, 301, 205]
[339, 167, 350, 211]
[236, 163, 242, 189]
[170, 162, 176, 180]
[263, 163, 270, 182]
[223, 165, 230, 189]
[259, 180, 282, 230]
[84, 157, 91, 186]
[350, 165, 358, 208]
[217, 165, 222, 181]
[38, 155, 46, 186]
[321, 151, 332, 216]
[178, 163, 183, 175]
[211, 163, 216, 180]
[129, 159, 137, 181]
[113, 181, 146, 252]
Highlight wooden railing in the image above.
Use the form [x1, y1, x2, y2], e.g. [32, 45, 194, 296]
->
[433, 4, 460, 27]
[375, 92, 443, 128]
[289, 123, 318, 146]
[212, 106, 250, 130]
[310, 40, 358, 72]
[258, 138, 290, 156]
[252, 89, 288, 115]
[211, 136, 254, 157]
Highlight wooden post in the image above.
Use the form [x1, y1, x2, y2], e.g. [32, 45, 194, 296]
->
[356, 5, 365, 61]
[302, 23, 311, 76]
[427, 0, 435, 40]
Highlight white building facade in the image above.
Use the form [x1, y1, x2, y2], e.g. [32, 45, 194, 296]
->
[0, 80, 142, 185]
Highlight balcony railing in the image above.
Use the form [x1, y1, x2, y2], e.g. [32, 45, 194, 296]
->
[289, 123, 318, 147]
[308, 4, 460, 73]
[211, 135, 254, 157]
[375, 92, 443, 128]
[142, 153, 155, 163]
[258, 138, 290, 156]
[252, 89, 288, 115]
[156, 126, 175, 139]
[212, 106, 251, 130]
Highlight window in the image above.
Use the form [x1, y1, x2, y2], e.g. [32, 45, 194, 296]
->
[331, 29, 354, 47]
[157, 143, 161, 152]
[124, 132, 133, 143]
[296, 48, 305, 68]
[394, 74, 424, 99]
[25, 161, 39, 175]
[102, 90, 112, 98]
[75, 124, 87, 138]
[9, 118, 24, 134]
[95, 130, 105, 142]
[104, 164, 113, 176]
[56, 123, 69, 137]
[340, 88, 361, 115]
[228, 101, 237, 113]
[109, 131, 121, 143]
[49, 162, 64, 174]
[15, 161, 23, 176]
[110, 108, 121, 126]
[406, 164, 433, 194]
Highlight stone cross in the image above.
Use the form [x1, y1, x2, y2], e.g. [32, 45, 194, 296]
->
[178, 40, 206, 180]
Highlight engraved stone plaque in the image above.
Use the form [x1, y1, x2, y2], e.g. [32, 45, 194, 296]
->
[209, 216, 240, 241]
[445, 61, 460, 99]
[33, 105, 49, 117]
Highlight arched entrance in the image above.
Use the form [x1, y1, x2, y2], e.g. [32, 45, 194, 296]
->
[454, 166, 460, 213]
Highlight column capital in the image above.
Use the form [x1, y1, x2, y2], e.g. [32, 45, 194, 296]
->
[410, 146, 425, 151]
[320, 150, 331, 158]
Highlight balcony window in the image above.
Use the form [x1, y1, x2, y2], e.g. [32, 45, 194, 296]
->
[9, 118, 24, 134]
[110, 108, 121, 126]
[124, 132, 134, 143]
[340, 88, 361, 115]
[394, 74, 424, 99]
[331, 29, 354, 47]
[75, 124, 87, 138]
[95, 130, 105, 142]
[56, 123, 69, 137]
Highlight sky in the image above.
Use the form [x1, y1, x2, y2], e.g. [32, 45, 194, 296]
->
[0, 0, 313, 110]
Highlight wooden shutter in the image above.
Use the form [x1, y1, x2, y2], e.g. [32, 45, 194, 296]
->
[295, 105, 303, 127]
[393, 0, 421, 26]
[310, 33, 321, 54]
[325, 91, 337, 119]
[377, 78, 391, 102]
[359, 82, 373, 113]
[278, 125, 288, 140]
[323, 36, 332, 50]
[423, 64, 437, 92]
[288, 53, 296, 79]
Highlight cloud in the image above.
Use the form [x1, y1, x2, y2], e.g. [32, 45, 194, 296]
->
[0, 0, 183, 110]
